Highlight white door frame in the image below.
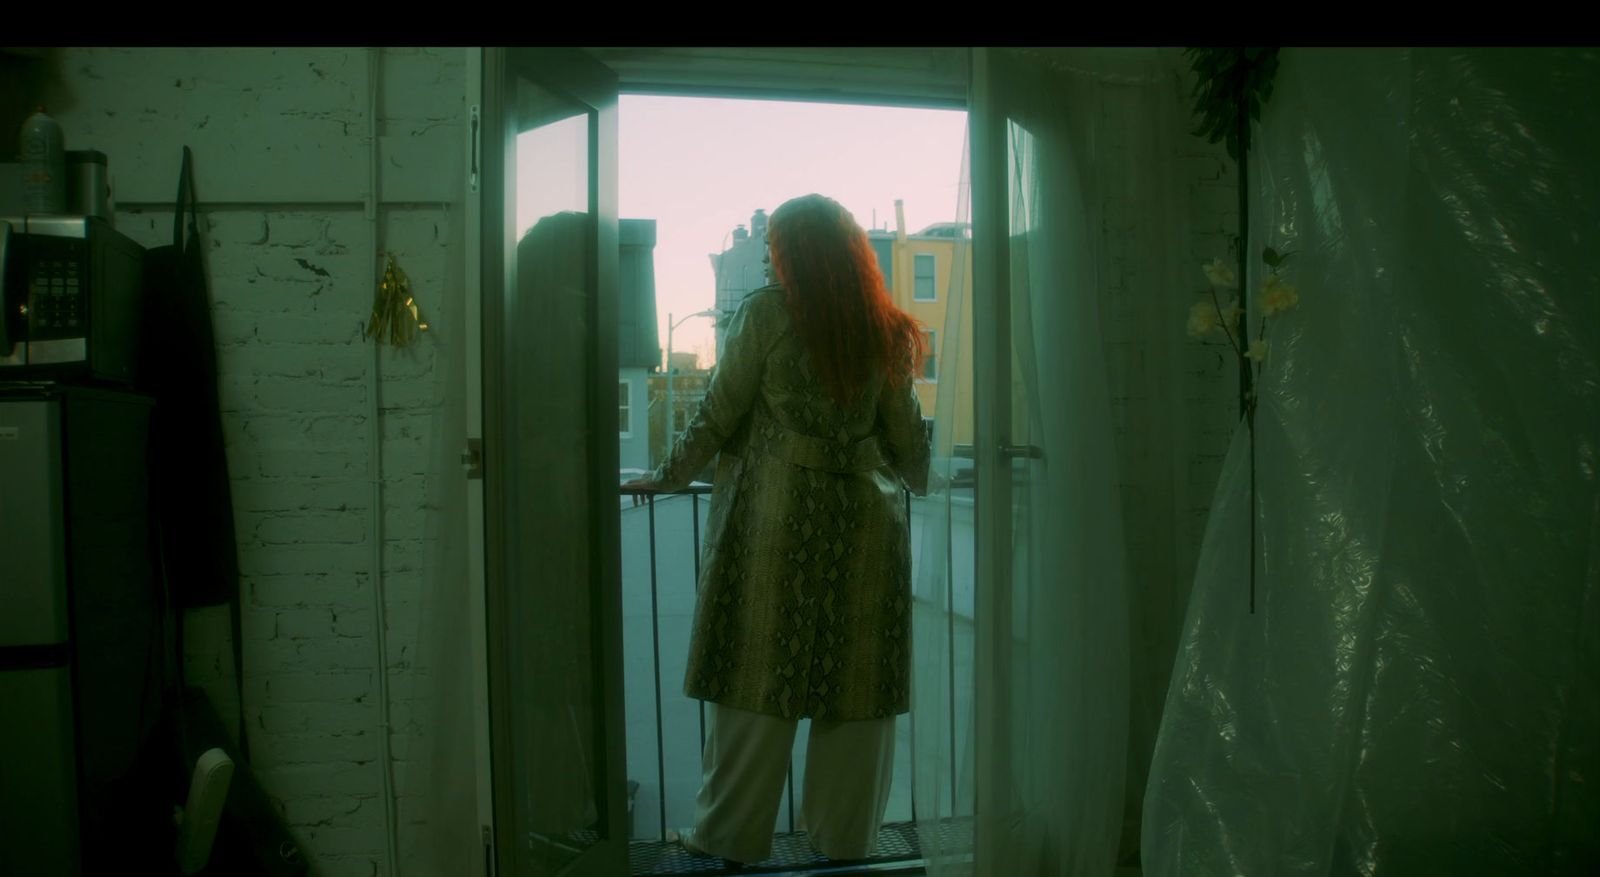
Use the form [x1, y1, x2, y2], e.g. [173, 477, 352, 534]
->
[460, 47, 981, 875]
[462, 45, 497, 873]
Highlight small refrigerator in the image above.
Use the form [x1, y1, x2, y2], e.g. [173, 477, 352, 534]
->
[0, 384, 165, 875]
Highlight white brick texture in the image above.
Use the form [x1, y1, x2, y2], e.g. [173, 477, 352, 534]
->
[52, 46, 466, 876]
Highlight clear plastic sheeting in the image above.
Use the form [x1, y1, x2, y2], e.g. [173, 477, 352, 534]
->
[1144, 49, 1600, 875]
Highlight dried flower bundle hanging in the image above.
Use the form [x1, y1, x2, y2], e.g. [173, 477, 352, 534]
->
[365, 253, 429, 346]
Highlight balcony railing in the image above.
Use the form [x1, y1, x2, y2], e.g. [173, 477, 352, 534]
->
[619, 484, 937, 877]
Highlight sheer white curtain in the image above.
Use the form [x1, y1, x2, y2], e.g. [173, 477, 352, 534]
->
[910, 118, 977, 870]
[915, 48, 1205, 876]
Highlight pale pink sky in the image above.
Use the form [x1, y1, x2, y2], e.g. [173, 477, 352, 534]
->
[618, 95, 968, 367]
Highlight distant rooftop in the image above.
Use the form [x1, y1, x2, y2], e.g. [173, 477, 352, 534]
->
[867, 221, 971, 239]
[913, 222, 970, 238]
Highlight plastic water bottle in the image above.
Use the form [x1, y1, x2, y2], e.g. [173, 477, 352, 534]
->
[20, 106, 66, 214]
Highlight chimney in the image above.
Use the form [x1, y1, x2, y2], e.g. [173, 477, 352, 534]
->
[894, 199, 907, 243]
[732, 223, 748, 243]
[751, 208, 768, 241]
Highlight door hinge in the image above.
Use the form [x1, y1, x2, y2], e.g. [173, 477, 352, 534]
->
[463, 437, 484, 479]
[468, 104, 481, 194]
[481, 824, 494, 876]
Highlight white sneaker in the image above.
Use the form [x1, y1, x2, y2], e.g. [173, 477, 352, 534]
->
[175, 748, 235, 874]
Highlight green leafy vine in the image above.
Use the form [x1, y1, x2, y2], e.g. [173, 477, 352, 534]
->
[1185, 47, 1281, 161]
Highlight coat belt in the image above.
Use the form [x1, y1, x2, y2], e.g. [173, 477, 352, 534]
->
[760, 426, 887, 473]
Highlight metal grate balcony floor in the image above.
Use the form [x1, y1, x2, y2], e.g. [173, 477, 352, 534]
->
[628, 819, 959, 876]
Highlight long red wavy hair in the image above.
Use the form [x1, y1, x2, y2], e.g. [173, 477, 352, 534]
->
[767, 194, 926, 408]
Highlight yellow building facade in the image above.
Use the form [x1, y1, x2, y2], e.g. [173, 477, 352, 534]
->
[870, 208, 975, 447]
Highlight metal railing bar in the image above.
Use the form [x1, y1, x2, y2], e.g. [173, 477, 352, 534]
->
[693, 492, 708, 756]
[622, 482, 941, 852]
[647, 494, 668, 840]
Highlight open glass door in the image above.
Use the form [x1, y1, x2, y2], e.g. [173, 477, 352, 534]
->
[480, 47, 627, 875]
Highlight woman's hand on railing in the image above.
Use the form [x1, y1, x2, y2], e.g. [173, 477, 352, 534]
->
[622, 475, 665, 493]
[620, 479, 714, 498]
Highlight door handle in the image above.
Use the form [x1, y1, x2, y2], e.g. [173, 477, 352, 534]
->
[0, 221, 11, 355]
[462, 437, 484, 480]
[468, 104, 481, 194]
[1001, 444, 1043, 460]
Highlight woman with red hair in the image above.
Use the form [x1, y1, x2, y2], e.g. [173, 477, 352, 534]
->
[630, 193, 930, 864]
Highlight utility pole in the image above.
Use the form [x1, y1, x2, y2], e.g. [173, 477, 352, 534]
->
[665, 309, 718, 449]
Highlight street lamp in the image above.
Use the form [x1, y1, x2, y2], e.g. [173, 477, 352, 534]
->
[665, 309, 718, 448]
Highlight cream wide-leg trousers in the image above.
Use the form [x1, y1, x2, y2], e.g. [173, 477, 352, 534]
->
[688, 702, 895, 864]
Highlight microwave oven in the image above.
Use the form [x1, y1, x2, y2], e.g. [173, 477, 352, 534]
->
[0, 215, 145, 385]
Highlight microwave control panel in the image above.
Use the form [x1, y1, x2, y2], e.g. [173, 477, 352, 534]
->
[26, 236, 86, 340]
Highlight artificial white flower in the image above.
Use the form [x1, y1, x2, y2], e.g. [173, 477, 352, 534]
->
[1187, 301, 1220, 339]
[1261, 273, 1300, 315]
[1220, 298, 1244, 327]
[1203, 258, 1236, 287]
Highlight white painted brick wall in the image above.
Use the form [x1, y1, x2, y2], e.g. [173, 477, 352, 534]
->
[49, 47, 465, 877]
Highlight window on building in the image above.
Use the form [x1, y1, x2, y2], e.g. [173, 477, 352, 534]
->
[673, 407, 689, 433]
[871, 237, 894, 287]
[619, 379, 631, 435]
[922, 329, 937, 380]
[914, 253, 937, 301]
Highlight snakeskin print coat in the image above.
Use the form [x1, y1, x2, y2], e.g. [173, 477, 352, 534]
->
[651, 285, 930, 721]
